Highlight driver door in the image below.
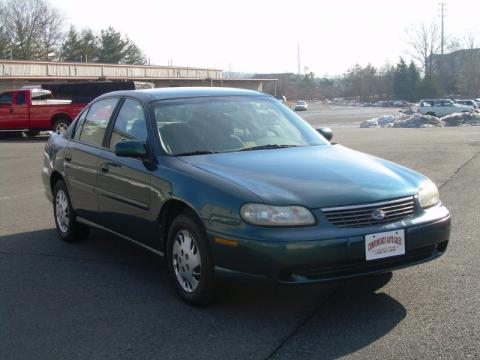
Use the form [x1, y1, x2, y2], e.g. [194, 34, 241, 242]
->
[96, 98, 155, 246]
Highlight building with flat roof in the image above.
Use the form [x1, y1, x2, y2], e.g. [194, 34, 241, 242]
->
[0, 60, 278, 94]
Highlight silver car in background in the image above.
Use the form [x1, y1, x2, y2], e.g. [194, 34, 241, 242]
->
[294, 100, 309, 111]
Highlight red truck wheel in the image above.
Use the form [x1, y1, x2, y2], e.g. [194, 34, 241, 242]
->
[53, 118, 71, 134]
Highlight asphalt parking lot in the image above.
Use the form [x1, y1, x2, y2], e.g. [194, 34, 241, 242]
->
[1, 125, 479, 359]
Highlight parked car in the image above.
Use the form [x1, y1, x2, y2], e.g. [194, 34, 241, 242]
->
[0, 89, 85, 137]
[419, 99, 473, 117]
[294, 100, 309, 111]
[455, 99, 479, 110]
[42, 87, 450, 305]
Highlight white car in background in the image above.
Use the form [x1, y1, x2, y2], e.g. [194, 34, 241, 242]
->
[455, 99, 479, 110]
[419, 99, 473, 117]
[294, 100, 309, 111]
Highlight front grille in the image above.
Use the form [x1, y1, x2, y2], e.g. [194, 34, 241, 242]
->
[322, 196, 416, 228]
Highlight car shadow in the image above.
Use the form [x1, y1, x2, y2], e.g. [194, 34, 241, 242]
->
[271, 274, 407, 359]
[0, 135, 49, 143]
[0, 227, 406, 360]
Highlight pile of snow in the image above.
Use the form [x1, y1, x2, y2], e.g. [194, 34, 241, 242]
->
[360, 113, 410, 128]
[361, 111, 480, 128]
[442, 112, 480, 127]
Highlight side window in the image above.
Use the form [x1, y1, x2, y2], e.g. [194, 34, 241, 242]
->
[15, 92, 26, 105]
[79, 98, 118, 146]
[109, 99, 148, 150]
[0, 92, 13, 104]
[73, 110, 88, 140]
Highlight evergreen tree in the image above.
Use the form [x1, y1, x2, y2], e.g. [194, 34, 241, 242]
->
[407, 61, 420, 100]
[415, 75, 442, 99]
[123, 39, 146, 65]
[97, 27, 127, 64]
[78, 29, 99, 62]
[393, 58, 410, 100]
[59, 26, 82, 61]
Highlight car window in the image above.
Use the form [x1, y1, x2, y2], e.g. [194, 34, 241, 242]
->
[15, 92, 26, 105]
[73, 110, 88, 140]
[78, 98, 118, 146]
[152, 96, 327, 155]
[0, 92, 13, 104]
[109, 99, 148, 150]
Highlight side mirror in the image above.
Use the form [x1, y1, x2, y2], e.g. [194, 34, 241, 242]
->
[316, 127, 333, 141]
[115, 140, 147, 158]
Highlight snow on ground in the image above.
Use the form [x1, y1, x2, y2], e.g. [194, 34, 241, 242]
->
[360, 111, 480, 128]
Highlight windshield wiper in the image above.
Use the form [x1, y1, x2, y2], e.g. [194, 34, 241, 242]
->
[174, 150, 216, 156]
[240, 144, 298, 151]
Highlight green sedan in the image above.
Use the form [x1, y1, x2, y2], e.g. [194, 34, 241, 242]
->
[42, 87, 450, 305]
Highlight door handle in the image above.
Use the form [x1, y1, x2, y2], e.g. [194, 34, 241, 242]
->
[9, 108, 13, 113]
[100, 161, 121, 173]
[65, 153, 72, 162]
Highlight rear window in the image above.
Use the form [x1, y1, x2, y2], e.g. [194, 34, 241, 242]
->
[0, 92, 13, 104]
[78, 98, 118, 146]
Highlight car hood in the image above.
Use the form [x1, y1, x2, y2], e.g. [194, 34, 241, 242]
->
[181, 145, 425, 208]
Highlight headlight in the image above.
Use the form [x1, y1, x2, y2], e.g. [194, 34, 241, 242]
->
[240, 204, 315, 226]
[418, 180, 440, 209]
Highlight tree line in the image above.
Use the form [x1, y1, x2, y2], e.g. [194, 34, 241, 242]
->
[279, 58, 441, 102]
[0, 0, 147, 64]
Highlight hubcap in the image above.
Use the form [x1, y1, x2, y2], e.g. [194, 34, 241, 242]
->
[172, 229, 202, 293]
[56, 122, 69, 134]
[55, 190, 69, 233]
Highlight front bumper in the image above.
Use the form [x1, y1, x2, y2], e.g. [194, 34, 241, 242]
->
[209, 210, 450, 284]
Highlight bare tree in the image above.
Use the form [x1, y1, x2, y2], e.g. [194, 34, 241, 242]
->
[1, 0, 63, 60]
[407, 22, 441, 76]
[0, 4, 9, 58]
[458, 33, 480, 97]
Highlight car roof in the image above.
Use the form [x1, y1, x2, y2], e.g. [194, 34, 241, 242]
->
[96, 87, 267, 102]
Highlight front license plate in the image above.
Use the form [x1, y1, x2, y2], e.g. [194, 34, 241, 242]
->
[365, 229, 405, 261]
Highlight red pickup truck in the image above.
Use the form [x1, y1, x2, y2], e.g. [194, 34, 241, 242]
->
[0, 89, 86, 137]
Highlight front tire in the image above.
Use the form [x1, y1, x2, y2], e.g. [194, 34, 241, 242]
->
[53, 180, 89, 242]
[167, 213, 215, 306]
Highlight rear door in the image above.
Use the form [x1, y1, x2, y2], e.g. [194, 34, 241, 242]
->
[11, 91, 29, 129]
[64, 97, 120, 220]
[0, 92, 15, 129]
[96, 98, 154, 245]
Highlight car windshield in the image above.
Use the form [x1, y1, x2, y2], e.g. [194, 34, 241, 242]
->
[152, 96, 328, 155]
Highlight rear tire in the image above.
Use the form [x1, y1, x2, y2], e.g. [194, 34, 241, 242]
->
[166, 213, 215, 306]
[52, 118, 71, 134]
[53, 180, 90, 242]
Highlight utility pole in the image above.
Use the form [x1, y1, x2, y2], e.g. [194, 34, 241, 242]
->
[297, 43, 301, 76]
[439, 2, 446, 55]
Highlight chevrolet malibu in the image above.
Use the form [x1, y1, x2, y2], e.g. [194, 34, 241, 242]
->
[42, 88, 450, 305]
